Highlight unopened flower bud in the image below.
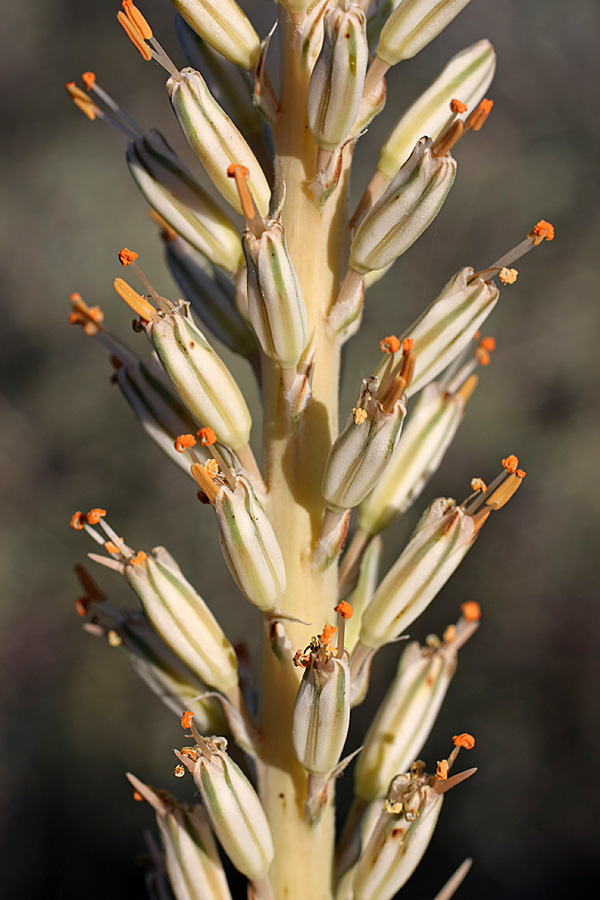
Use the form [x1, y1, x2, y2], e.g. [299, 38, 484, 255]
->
[350, 137, 456, 275]
[192, 467, 286, 613]
[163, 232, 259, 358]
[279, 0, 315, 14]
[322, 345, 414, 512]
[172, 0, 261, 70]
[168, 69, 271, 218]
[374, 268, 498, 397]
[126, 130, 243, 274]
[308, 4, 369, 152]
[136, 301, 252, 450]
[243, 220, 309, 368]
[351, 771, 444, 900]
[292, 635, 351, 777]
[181, 736, 274, 880]
[126, 774, 234, 900]
[355, 611, 479, 801]
[378, 39, 496, 179]
[122, 546, 239, 695]
[358, 374, 476, 534]
[377, 0, 473, 66]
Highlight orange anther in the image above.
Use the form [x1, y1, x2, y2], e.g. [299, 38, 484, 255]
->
[227, 164, 250, 179]
[467, 98, 494, 131]
[181, 710, 194, 729]
[479, 337, 496, 352]
[70, 511, 85, 530]
[82, 72, 96, 91]
[105, 541, 120, 554]
[118, 248, 139, 266]
[499, 267, 518, 285]
[121, 0, 153, 40]
[379, 335, 400, 354]
[502, 454, 519, 474]
[436, 759, 449, 780]
[452, 733, 475, 750]
[65, 82, 101, 121]
[174, 433, 197, 453]
[74, 596, 91, 617]
[227, 164, 257, 223]
[293, 650, 310, 667]
[205, 459, 219, 477]
[86, 508, 107, 525]
[516, 469, 526, 479]
[460, 601, 481, 622]
[114, 278, 155, 322]
[133, 790, 144, 802]
[475, 347, 490, 366]
[130, 551, 147, 566]
[473, 330, 481, 341]
[174, 765, 186, 778]
[334, 600, 353, 620]
[321, 624, 337, 646]
[117, 10, 152, 61]
[450, 99, 467, 114]
[402, 338, 414, 354]
[197, 427, 217, 447]
[531, 219, 555, 243]
[470, 478, 487, 493]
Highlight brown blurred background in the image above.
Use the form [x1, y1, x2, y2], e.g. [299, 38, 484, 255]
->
[1, 0, 599, 897]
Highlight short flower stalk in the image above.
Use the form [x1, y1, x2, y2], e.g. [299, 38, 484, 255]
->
[65, 3, 552, 899]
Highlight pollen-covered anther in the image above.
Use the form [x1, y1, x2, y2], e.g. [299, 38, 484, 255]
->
[475, 346, 490, 366]
[380, 335, 401, 354]
[383, 799, 403, 815]
[121, 1, 153, 39]
[205, 459, 219, 477]
[502, 454, 519, 474]
[479, 337, 496, 352]
[113, 278, 156, 322]
[466, 98, 494, 131]
[174, 433, 197, 453]
[436, 759, 449, 780]
[499, 267, 518, 285]
[129, 551, 147, 566]
[117, 5, 152, 61]
[65, 82, 101, 121]
[82, 71, 96, 90]
[69, 294, 104, 336]
[353, 407, 368, 425]
[180, 746, 199, 760]
[70, 511, 85, 531]
[118, 248, 139, 266]
[460, 601, 481, 622]
[516, 469, 526, 479]
[197, 427, 217, 447]
[334, 600, 354, 619]
[86, 508, 107, 525]
[450, 99, 468, 114]
[529, 219, 555, 245]
[453, 733, 475, 750]
[181, 710, 194, 730]
[292, 649, 311, 668]
[470, 477, 487, 493]
[173, 765, 186, 778]
[402, 338, 414, 354]
[321, 624, 338, 647]
[104, 541, 120, 554]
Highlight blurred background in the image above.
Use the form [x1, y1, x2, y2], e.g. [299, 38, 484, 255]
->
[1, 0, 599, 897]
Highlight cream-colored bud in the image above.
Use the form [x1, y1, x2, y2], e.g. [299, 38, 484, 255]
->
[293, 649, 351, 777]
[375, 268, 498, 397]
[213, 474, 286, 613]
[359, 498, 475, 648]
[172, 0, 261, 70]
[279, 0, 315, 14]
[378, 39, 496, 179]
[243, 221, 309, 368]
[168, 69, 270, 218]
[377, 0, 472, 66]
[308, 4, 369, 152]
[189, 738, 274, 880]
[350, 138, 456, 275]
[127, 130, 243, 274]
[123, 547, 239, 694]
[358, 381, 468, 533]
[148, 305, 252, 450]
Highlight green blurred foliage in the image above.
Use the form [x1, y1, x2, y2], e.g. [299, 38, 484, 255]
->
[1, 0, 599, 898]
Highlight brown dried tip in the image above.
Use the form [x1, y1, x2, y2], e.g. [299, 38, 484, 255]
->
[460, 601, 481, 622]
[502, 454, 519, 474]
[181, 710, 194, 729]
[334, 600, 353, 620]
[530, 219, 555, 244]
[118, 248, 139, 266]
[380, 335, 401, 354]
[82, 72, 96, 91]
[450, 99, 468, 114]
[453, 733, 475, 750]
[174, 434, 197, 453]
[197, 427, 217, 447]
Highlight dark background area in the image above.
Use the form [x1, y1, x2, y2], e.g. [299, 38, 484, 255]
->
[1, 1, 599, 898]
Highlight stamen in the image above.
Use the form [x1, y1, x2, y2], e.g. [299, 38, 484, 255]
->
[121, 0, 153, 40]
[82, 72, 96, 91]
[227, 164, 265, 237]
[466, 98, 494, 131]
[474, 346, 490, 366]
[487, 219, 556, 272]
[499, 267, 518, 285]
[460, 602, 481, 622]
[69, 294, 105, 336]
[107, 629, 123, 646]
[449, 99, 467, 114]
[113, 278, 156, 322]
[86, 508, 107, 525]
[484, 471, 525, 510]
[70, 511, 85, 530]
[470, 477, 487, 493]
[335, 601, 353, 619]
[65, 82, 102, 121]
[118, 248, 139, 266]
[117, 248, 166, 309]
[320, 624, 337, 649]
[455, 373, 478, 402]
[132, 791, 144, 802]
[174, 433, 197, 453]
[117, 10, 152, 61]
[181, 710, 194, 729]
[502, 454, 519, 474]
[453, 733, 475, 750]
[174, 765, 186, 777]
[529, 219, 555, 244]
[353, 407, 368, 424]
[379, 335, 400, 354]
[443, 624, 457, 643]
[334, 601, 353, 657]
[436, 759, 449, 780]
[197, 427, 217, 447]
[432, 119, 464, 157]
[479, 337, 496, 352]
[191, 462, 221, 505]
[130, 551, 147, 566]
